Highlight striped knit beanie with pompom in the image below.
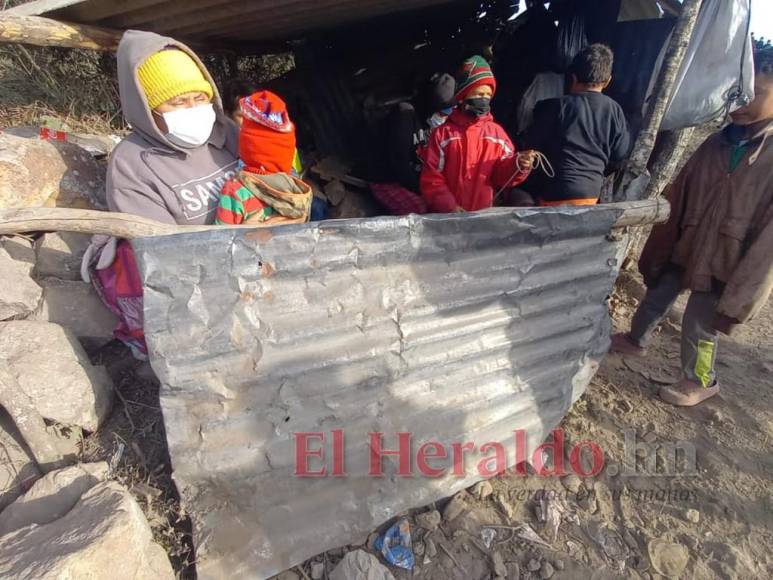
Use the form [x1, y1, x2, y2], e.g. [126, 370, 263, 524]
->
[454, 55, 496, 101]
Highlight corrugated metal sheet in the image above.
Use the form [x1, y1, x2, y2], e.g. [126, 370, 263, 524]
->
[29, 0, 462, 43]
[133, 205, 631, 579]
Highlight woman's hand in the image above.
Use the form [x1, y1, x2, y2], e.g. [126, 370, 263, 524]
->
[516, 150, 538, 172]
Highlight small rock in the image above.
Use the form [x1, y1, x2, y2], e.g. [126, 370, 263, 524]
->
[33, 232, 91, 281]
[635, 555, 650, 571]
[554, 559, 565, 570]
[682, 535, 699, 551]
[0, 321, 113, 431]
[708, 409, 725, 425]
[0, 462, 108, 535]
[329, 550, 395, 580]
[0, 237, 42, 321]
[0, 133, 107, 210]
[32, 279, 119, 349]
[311, 562, 325, 580]
[683, 508, 700, 524]
[492, 551, 507, 578]
[472, 480, 494, 500]
[416, 509, 442, 531]
[0, 481, 173, 578]
[648, 539, 689, 579]
[623, 529, 639, 551]
[540, 561, 555, 579]
[560, 474, 582, 495]
[494, 491, 515, 521]
[425, 537, 437, 558]
[527, 558, 541, 572]
[0, 412, 41, 510]
[443, 492, 468, 522]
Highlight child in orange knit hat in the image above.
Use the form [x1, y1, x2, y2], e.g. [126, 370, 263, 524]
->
[216, 90, 311, 224]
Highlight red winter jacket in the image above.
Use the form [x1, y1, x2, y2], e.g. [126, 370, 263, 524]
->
[419, 109, 529, 213]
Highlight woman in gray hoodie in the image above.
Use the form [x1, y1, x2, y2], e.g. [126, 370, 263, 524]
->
[82, 30, 239, 359]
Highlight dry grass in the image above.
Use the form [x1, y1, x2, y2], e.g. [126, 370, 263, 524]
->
[82, 342, 194, 579]
[0, 41, 125, 132]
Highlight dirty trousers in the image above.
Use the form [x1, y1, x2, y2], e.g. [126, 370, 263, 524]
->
[629, 267, 719, 387]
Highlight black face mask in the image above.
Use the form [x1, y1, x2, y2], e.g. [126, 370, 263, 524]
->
[463, 97, 491, 117]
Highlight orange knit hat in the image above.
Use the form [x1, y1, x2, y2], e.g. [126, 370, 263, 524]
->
[239, 91, 296, 175]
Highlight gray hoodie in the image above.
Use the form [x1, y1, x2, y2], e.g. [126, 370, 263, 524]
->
[108, 30, 239, 225]
[82, 31, 239, 280]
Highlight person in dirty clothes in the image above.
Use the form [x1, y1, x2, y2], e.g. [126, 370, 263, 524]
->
[387, 73, 456, 193]
[215, 90, 312, 225]
[419, 56, 537, 213]
[369, 73, 457, 216]
[611, 43, 773, 407]
[81, 30, 239, 359]
[517, 44, 631, 206]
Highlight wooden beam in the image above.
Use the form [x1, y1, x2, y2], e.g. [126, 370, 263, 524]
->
[0, 13, 246, 54]
[615, 0, 704, 201]
[0, 208, 307, 239]
[643, 127, 695, 199]
[0, 13, 121, 51]
[5, 0, 88, 17]
[0, 201, 668, 239]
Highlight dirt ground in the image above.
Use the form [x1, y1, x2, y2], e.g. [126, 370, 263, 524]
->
[289, 276, 773, 580]
[80, 275, 772, 580]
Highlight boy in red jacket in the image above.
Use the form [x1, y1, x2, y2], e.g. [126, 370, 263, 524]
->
[420, 55, 536, 212]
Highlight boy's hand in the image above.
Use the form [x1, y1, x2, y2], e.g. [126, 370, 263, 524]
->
[517, 150, 538, 172]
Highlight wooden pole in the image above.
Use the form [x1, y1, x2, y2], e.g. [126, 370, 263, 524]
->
[0, 13, 122, 51]
[642, 127, 695, 199]
[615, 0, 704, 201]
[0, 208, 308, 238]
[0, 201, 669, 239]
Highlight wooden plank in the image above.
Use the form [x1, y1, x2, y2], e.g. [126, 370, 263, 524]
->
[0, 201, 668, 239]
[5, 0, 88, 17]
[0, 208, 307, 238]
[0, 13, 121, 51]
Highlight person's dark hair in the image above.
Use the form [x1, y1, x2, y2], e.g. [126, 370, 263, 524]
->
[753, 40, 773, 76]
[222, 79, 258, 114]
[570, 44, 614, 85]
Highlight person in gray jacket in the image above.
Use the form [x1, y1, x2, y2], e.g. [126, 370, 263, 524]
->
[82, 30, 239, 359]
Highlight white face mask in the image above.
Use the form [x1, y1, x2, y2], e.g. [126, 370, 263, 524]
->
[156, 103, 216, 148]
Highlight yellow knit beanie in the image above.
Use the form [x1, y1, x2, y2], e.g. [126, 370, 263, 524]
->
[137, 49, 214, 110]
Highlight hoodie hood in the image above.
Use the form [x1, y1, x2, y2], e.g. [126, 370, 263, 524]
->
[117, 30, 229, 153]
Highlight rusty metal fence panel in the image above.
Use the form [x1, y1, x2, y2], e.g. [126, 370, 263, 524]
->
[134, 206, 627, 579]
